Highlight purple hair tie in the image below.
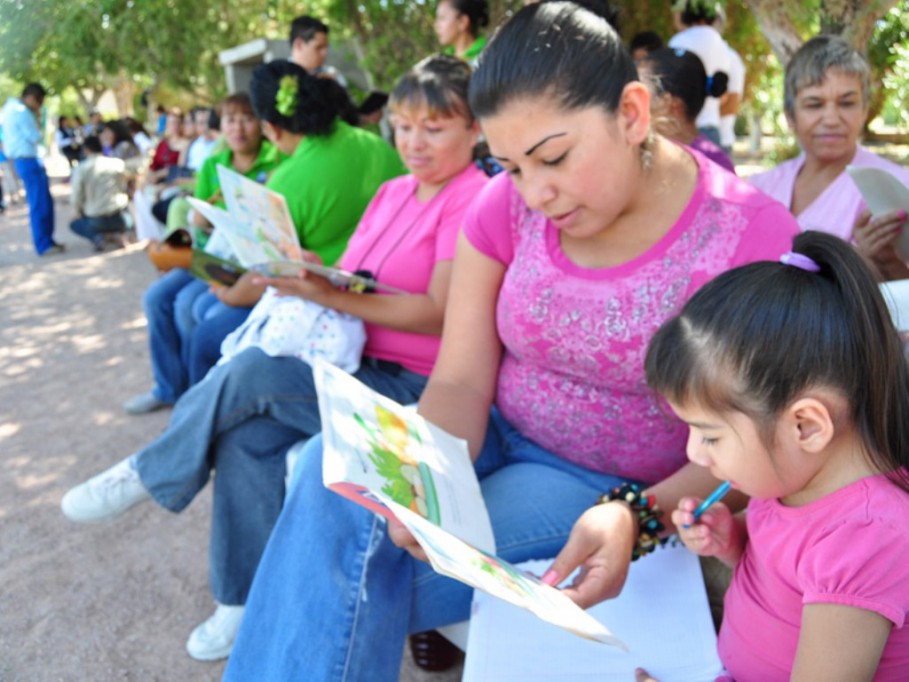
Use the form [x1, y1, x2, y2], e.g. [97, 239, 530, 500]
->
[780, 251, 820, 273]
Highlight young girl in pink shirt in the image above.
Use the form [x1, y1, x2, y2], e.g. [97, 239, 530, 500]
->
[637, 231, 909, 680]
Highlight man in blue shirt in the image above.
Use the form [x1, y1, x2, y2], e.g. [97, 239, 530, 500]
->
[1, 82, 61, 255]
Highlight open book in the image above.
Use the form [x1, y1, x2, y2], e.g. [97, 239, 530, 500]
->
[184, 167, 404, 293]
[846, 165, 909, 259]
[314, 359, 626, 648]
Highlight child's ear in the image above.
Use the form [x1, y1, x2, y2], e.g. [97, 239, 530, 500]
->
[786, 398, 835, 453]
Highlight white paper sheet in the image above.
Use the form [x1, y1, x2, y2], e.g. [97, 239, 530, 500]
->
[463, 546, 724, 682]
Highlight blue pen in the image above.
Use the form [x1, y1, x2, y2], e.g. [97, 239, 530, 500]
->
[683, 481, 732, 528]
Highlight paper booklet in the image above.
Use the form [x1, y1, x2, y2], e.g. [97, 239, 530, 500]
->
[314, 359, 626, 648]
[187, 170, 406, 294]
[846, 166, 909, 260]
[463, 547, 724, 682]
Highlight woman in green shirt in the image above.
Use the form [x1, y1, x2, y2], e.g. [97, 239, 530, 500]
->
[434, 0, 489, 66]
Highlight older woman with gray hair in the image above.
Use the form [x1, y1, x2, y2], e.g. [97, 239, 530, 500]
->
[750, 35, 909, 280]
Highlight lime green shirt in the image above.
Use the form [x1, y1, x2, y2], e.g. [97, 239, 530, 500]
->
[267, 120, 405, 266]
[443, 35, 487, 66]
[193, 140, 281, 206]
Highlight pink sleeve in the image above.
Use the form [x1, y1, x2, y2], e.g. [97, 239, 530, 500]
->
[434, 168, 489, 262]
[462, 172, 516, 265]
[800, 518, 909, 627]
[729, 200, 799, 268]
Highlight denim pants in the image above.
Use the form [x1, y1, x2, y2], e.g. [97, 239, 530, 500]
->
[143, 269, 200, 403]
[187, 300, 252, 385]
[224, 408, 631, 681]
[134, 348, 428, 606]
[69, 213, 125, 247]
[14, 158, 55, 254]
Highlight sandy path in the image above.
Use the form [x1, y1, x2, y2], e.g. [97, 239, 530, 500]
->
[0, 163, 461, 681]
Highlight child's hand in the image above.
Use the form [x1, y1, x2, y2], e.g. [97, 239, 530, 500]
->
[672, 497, 735, 557]
[635, 668, 660, 682]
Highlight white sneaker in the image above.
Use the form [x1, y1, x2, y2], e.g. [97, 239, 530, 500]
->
[186, 603, 245, 661]
[61, 457, 151, 523]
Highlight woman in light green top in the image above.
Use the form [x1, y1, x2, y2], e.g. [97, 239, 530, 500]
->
[434, 0, 489, 66]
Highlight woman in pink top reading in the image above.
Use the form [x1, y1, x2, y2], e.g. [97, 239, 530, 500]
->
[223, 4, 799, 680]
[749, 36, 909, 280]
[60, 55, 487, 662]
[629, 231, 909, 680]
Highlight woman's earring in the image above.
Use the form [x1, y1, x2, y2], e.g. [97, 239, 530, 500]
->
[639, 130, 655, 172]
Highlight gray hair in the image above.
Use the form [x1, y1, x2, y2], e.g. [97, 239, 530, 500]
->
[783, 35, 871, 116]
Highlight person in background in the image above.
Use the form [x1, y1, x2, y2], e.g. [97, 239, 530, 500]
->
[630, 29, 664, 62]
[69, 135, 128, 251]
[100, 120, 140, 163]
[434, 0, 489, 66]
[125, 117, 154, 157]
[221, 4, 798, 679]
[715, 5, 745, 157]
[55, 115, 83, 171]
[668, 0, 730, 146]
[640, 47, 735, 173]
[748, 35, 909, 280]
[289, 15, 348, 87]
[83, 110, 104, 138]
[1, 82, 61, 256]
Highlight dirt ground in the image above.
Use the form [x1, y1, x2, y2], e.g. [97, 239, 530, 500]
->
[0, 159, 461, 681]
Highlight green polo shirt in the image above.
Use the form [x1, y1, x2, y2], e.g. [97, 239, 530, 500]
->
[193, 140, 281, 206]
[443, 35, 487, 65]
[266, 120, 405, 266]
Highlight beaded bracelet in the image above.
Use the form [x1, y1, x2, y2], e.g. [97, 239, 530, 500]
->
[598, 482, 667, 561]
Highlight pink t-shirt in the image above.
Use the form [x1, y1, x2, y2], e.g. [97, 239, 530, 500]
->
[719, 474, 909, 681]
[749, 146, 909, 240]
[340, 164, 488, 376]
[463, 150, 799, 480]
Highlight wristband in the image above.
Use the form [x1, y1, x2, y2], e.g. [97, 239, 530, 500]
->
[598, 483, 667, 561]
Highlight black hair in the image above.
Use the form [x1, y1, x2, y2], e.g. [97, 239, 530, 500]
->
[208, 108, 221, 132]
[676, 0, 719, 25]
[83, 135, 103, 154]
[469, 2, 636, 119]
[645, 231, 909, 491]
[124, 117, 150, 137]
[630, 30, 664, 55]
[249, 60, 340, 136]
[541, 0, 621, 31]
[444, 0, 490, 38]
[643, 47, 727, 121]
[22, 82, 46, 100]
[390, 54, 474, 122]
[221, 92, 255, 117]
[58, 115, 70, 128]
[102, 119, 134, 146]
[289, 15, 329, 45]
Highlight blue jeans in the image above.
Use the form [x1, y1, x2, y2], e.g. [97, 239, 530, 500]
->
[187, 301, 252, 385]
[134, 348, 429, 606]
[224, 408, 631, 681]
[143, 269, 199, 403]
[14, 158, 55, 254]
[70, 214, 125, 247]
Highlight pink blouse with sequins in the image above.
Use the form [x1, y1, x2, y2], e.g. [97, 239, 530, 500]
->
[462, 149, 799, 481]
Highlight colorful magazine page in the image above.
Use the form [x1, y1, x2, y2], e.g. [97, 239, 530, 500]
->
[314, 359, 494, 553]
[215, 165, 304, 266]
[189, 250, 246, 287]
[846, 166, 909, 259]
[249, 260, 409, 295]
[463, 547, 723, 680]
[389, 499, 627, 649]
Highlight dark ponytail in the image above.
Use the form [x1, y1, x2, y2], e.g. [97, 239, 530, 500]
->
[643, 47, 729, 122]
[249, 59, 341, 136]
[448, 0, 489, 37]
[645, 231, 909, 490]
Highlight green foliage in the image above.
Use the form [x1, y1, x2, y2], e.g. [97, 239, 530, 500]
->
[873, 1, 909, 127]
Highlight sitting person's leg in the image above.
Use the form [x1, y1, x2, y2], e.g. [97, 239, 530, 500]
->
[187, 302, 253, 385]
[225, 410, 628, 681]
[124, 268, 196, 413]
